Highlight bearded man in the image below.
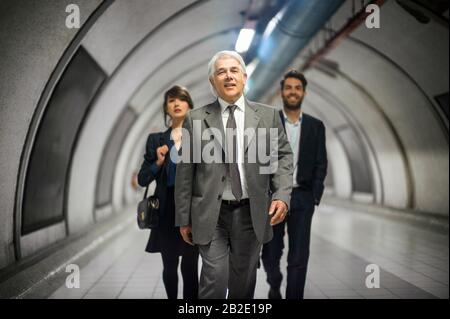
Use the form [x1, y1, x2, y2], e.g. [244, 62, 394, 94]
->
[261, 70, 328, 299]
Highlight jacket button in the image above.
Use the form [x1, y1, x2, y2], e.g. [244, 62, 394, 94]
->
[217, 194, 222, 200]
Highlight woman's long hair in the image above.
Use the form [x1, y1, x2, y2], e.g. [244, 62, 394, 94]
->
[163, 85, 194, 127]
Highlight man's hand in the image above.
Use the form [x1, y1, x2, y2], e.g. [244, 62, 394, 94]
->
[180, 225, 194, 245]
[156, 145, 169, 167]
[268, 200, 288, 226]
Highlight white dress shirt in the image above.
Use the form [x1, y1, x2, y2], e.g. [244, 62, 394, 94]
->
[282, 110, 302, 188]
[218, 95, 248, 200]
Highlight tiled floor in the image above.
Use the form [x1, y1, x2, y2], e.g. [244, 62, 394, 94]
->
[49, 204, 448, 299]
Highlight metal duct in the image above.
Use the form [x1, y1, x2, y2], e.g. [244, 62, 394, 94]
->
[247, 0, 345, 100]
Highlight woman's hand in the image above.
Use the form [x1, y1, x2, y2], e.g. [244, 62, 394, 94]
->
[156, 145, 169, 167]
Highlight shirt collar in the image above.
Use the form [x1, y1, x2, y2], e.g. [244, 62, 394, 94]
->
[218, 94, 246, 114]
[282, 109, 302, 125]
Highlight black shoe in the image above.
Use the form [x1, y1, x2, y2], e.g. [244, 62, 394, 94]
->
[268, 288, 282, 299]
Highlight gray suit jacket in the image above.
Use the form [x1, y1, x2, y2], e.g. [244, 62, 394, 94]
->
[174, 99, 293, 245]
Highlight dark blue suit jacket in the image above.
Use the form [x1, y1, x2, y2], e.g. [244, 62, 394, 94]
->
[137, 128, 172, 209]
[279, 111, 328, 205]
[137, 128, 174, 253]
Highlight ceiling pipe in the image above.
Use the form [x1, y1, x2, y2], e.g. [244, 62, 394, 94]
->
[247, 0, 345, 100]
[301, 0, 386, 72]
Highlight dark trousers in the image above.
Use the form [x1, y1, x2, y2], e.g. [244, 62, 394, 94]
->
[198, 202, 261, 299]
[161, 246, 199, 299]
[261, 189, 315, 299]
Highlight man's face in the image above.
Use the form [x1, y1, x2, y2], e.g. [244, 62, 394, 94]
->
[281, 77, 306, 111]
[210, 57, 247, 104]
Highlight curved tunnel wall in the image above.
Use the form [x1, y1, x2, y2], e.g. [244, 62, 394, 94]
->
[22, 47, 106, 235]
[68, 0, 249, 236]
[0, 0, 103, 268]
[264, 0, 449, 215]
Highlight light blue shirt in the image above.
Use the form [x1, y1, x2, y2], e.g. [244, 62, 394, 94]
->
[282, 110, 302, 187]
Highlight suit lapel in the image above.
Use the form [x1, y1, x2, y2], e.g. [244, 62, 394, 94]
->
[162, 128, 171, 145]
[280, 109, 309, 166]
[162, 128, 172, 175]
[203, 99, 261, 154]
[299, 113, 310, 160]
[279, 109, 286, 131]
[204, 100, 225, 152]
[244, 100, 261, 153]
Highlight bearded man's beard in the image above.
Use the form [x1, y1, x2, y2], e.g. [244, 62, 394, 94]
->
[282, 94, 304, 111]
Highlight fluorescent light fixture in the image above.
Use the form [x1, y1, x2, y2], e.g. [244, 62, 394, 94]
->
[235, 28, 255, 53]
[262, 11, 281, 40]
[246, 58, 259, 78]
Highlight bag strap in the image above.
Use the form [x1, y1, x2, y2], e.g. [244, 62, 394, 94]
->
[143, 184, 150, 200]
[142, 132, 166, 200]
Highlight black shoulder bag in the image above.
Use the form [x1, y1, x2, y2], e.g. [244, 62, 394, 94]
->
[137, 184, 160, 229]
[137, 133, 165, 229]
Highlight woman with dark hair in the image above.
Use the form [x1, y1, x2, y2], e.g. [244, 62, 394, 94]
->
[137, 85, 199, 299]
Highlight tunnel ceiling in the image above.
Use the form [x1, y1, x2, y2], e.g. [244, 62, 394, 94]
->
[68, 0, 253, 233]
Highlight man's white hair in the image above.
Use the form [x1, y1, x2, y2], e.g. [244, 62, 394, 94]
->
[207, 50, 247, 97]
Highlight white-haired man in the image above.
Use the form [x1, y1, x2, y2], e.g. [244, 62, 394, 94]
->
[175, 50, 293, 299]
